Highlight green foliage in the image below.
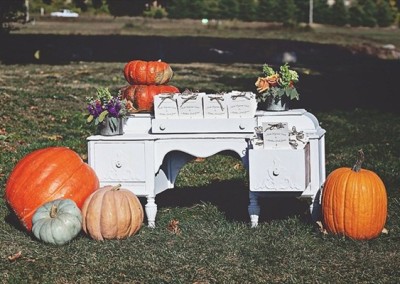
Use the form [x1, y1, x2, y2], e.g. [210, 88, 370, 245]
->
[236, 0, 257, 21]
[26, 0, 399, 28]
[276, 0, 299, 27]
[376, 0, 397, 27]
[107, 0, 147, 17]
[361, 0, 379, 27]
[168, 0, 208, 19]
[218, 0, 239, 19]
[348, 4, 365, 27]
[313, 0, 332, 24]
[329, 0, 348, 26]
[143, 3, 168, 19]
[256, 0, 279, 22]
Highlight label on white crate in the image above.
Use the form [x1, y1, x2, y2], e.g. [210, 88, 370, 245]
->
[226, 91, 257, 118]
[154, 94, 179, 119]
[262, 122, 289, 148]
[177, 92, 205, 118]
[203, 94, 228, 118]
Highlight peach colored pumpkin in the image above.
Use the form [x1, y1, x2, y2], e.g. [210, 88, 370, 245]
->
[81, 184, 144, 241]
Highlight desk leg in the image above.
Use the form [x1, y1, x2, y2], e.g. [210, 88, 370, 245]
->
[309, 189, 322, 222]
[248, 191, 261, 228]
[145, 197, 157, 228]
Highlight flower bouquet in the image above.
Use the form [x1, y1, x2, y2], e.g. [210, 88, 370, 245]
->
[86, 87, 127, 135]
[255, 63, 300, 111]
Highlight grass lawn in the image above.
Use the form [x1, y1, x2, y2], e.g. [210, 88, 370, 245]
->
[1, 18, 400, 283]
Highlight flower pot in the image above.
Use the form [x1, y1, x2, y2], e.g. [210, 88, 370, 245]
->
[98, 117, 124, 136]
[258, 96, 289, 111]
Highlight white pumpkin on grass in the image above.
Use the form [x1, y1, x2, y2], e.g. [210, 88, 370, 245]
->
[32, 199, 82, 245]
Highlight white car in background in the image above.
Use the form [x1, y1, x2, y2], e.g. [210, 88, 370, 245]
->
[50, 9, 79, 18]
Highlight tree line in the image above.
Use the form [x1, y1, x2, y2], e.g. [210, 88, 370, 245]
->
[1, 0, 399, 33]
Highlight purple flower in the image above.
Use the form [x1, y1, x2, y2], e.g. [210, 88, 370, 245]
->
[106, 98, 122, 117]
[87, 100, 103, 117]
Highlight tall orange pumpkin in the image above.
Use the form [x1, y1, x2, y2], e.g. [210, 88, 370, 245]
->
[121, 84, 180, 112]
[123, 60, 173, 85]
[322, 150, 387, 240]
[81, 184, 144, 241]
[5, 147, 99, 231]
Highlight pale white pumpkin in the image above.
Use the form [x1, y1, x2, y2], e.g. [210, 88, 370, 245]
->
[32, 199, 82, 245]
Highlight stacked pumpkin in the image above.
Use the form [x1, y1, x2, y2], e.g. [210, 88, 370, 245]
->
[5, 147, 144, 245]
[121, 60, 180, 112]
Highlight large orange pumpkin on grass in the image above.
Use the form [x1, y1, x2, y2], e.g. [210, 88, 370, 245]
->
[322, 150, 387, 240]
[124, 60, 173, 85]
[121, 84, 180, 112]
[81, 184, 144, 241]
[5, 147, 99, 231]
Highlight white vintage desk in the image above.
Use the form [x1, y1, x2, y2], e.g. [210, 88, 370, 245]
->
[87, 109, 326, 227]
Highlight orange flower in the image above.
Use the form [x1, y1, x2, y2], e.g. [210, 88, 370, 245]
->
[255, 74, 280, 93]
[255, 77, 270, 93]
[266, 74, 279, 87]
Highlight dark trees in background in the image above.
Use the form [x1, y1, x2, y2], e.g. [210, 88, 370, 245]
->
[376, 0, 397, 27]
[0, 0, 26, 34]
[328, 0, 348, 26]
[256, 0, 279, 22]
[107, 0, 148, 16]
[218, 0, 239, 19]
[275, 0, 299, 27]
[10, 0, 399, 28]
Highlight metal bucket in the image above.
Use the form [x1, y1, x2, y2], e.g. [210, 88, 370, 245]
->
[98, 117, 124, 136]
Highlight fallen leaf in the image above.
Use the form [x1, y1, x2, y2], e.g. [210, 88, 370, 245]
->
[8, 251, 22, 262]
[80, 153, 88, 161]
[316, 221, 328, 235]
[233, 163, 242, 170]
[42, 135, 63, 141]
[167, 219, 181, 235]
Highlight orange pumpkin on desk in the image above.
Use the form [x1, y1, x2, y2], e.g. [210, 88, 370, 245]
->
[123, 60, 173, 85]
[121, 84, 179, 112]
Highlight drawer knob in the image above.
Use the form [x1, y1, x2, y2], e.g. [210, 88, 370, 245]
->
[239, 124, 245, 130]
[115, 161, 122, 168]
[273, 169, 279, 176]
[159, 124, 166, 131]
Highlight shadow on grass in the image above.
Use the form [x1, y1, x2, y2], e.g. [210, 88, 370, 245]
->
[1, 34, 398, 112]
[152, 180, 312, 225]
[4, 206, 28, 233]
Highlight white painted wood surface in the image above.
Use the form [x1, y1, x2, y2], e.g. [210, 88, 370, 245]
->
[87, 109, 326, 227]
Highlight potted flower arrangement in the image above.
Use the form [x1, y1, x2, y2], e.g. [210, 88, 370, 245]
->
[86, 87, 127, 136]
[255, 63, 300, 111]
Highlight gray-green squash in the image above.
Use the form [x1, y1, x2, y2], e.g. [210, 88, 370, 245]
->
[32, 199, 82, 245]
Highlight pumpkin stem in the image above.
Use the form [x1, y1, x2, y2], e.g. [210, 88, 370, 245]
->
[111, 184, 122, 191]
[351, 149, 364, 172]
[50, 204, 58, 218]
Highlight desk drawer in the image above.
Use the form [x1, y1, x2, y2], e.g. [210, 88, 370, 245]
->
[249, 144, 310, 192]
[90, 141, 146, 183]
